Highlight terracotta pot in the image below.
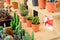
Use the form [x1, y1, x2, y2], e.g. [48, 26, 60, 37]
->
[6, 0, 10, 4]
[46, 1, 58, 13]
[5, 27, 14, 37]
[38, 0, 46, 9]
[32, 23, 40, 32]
[21, 16, 26, 23]
[26, 20, 32, 27]
[0, 1, 4, 8]
[12, 2, 18, 9]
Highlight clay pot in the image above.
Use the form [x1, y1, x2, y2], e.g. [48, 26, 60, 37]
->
[32, 23, 40, 32]
[12, 2, 18, 9]
[21, 16, 26, 23]
[5, 27, 14, 37]
[5, 0, 10, 4]
[26, 20, 32, 27]
[0, 1, 4, 8]
[46, 1, 58, 13]
[38, 0, 46, 9]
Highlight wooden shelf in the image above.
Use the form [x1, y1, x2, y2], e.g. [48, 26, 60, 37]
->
[27, 0, 60, 18]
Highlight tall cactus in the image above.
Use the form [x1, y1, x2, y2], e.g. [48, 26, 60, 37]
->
[31, 32, 34, 40]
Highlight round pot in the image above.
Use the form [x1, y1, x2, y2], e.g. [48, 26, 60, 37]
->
[21, 16, 26, 23]
[46, 1, 58, 13]
[12, 2, 18, 9]
[0, 1, 4, 8]
[32, 23, 40, 32]
[32, 0, 38, 6]
[5, 0, 10, 4]
[26, 20, 32, 27]
[38, 0, 46, 9]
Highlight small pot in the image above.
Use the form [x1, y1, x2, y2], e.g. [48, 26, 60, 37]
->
[46, 1, 58, 13]
[32, 0, 38, 6]
[12, 2, 18, 9]
[0, 1, 4, 8]
[26, 20, 32, 27]
[38, 0, 46, 9]
[5, 0, 10, 4]
[21, 16, 26, 23]
[32, 23, 40, 32]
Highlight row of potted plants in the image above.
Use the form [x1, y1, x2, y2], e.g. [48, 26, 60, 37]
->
[19, 3, 40, 32]
[32, 0, 58, 13]
[0, 12, 34, 40]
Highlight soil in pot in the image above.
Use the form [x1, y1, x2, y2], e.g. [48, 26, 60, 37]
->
[38, 0, 46, 9]
[26, 20, 32, 27]
[32, 23, 40, 32]
[21, 16, 26, 23]
[46, 1, 58, 13]
[32, 0, 38, 6]
[12, 2, 18, 9]
[6, 0, 10, 4]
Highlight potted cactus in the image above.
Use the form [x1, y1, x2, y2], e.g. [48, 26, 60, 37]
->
[5, 0, 11, 5]
[21, 10, 28, 23]
[38, 0, 46, 9]
[26, 15, 33, 27]
[32, 0, 38, 6]
[19, 3, 25, 15]
[12, 0, 18, 9]
[32, 17, 40, 32]
[4, 35, 14, 40]
[46, 0, 58, 13]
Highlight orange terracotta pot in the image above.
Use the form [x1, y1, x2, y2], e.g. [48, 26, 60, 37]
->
[46, 1, 58, 13]
[6, 0, 10, 4]
[32, 24, 40, 32]
[0, 1, 4, 8]
[26, 20, 32, 27]
[38, 0, 46, 9]
[21, 16, 26, 23]
[12, 2, 18, 9]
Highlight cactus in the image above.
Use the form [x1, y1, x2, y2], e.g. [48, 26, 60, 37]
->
[31, 32, 34, 40]
[32, 17, 40, 24]
[10, 12, 20, 30]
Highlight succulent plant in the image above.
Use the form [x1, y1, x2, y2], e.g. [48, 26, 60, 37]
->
[26, 15, 33, 20]
[12, 0, 17, 2]
[4, 35, 14, 40]
[0, 26, 6, 38]
[20, 3, 25, 12]
[21, 10, 28, 16]
[10, 12, 20, 30]
[32, 17, 40, 24]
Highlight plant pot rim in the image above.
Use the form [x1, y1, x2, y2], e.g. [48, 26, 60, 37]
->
[32, 23, 40, 25]
[47, 1, 58, 3]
